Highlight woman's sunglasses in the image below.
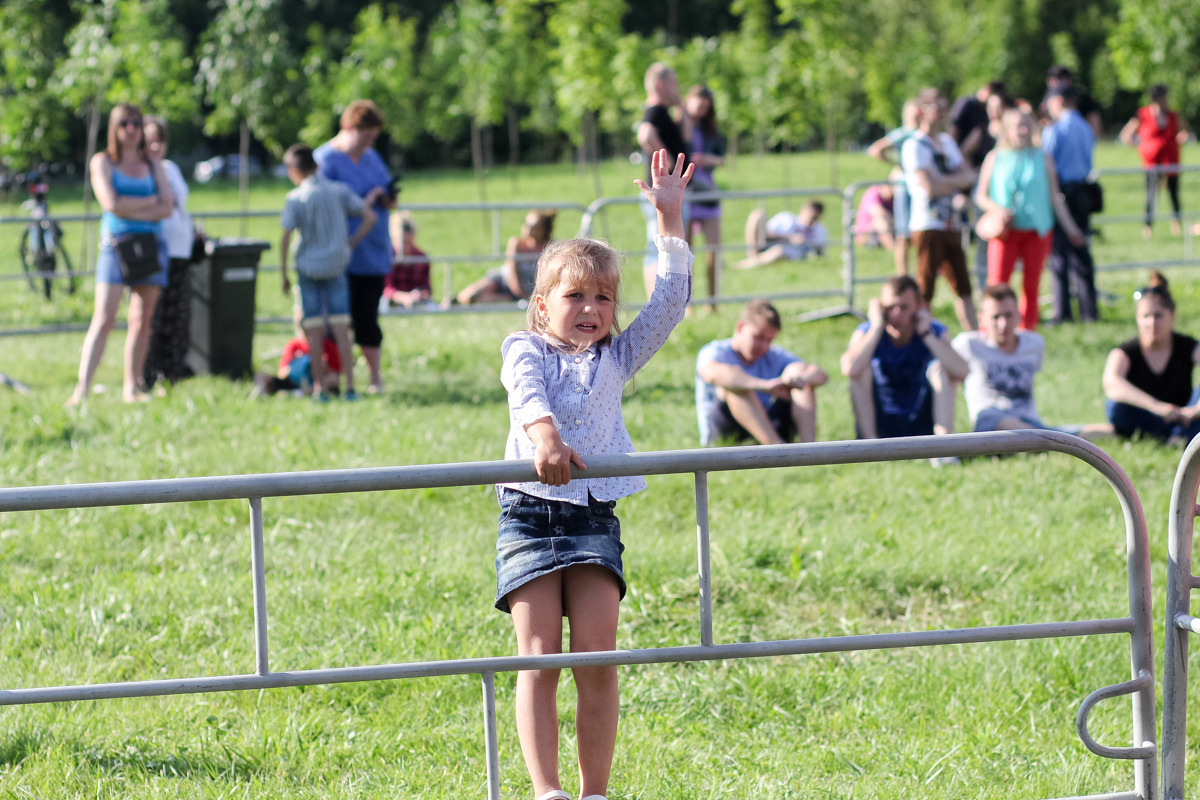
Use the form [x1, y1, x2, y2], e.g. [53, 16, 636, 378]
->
[118, 118, 143, 129]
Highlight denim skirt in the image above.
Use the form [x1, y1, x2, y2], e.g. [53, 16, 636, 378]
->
[494, 489, 626, 613]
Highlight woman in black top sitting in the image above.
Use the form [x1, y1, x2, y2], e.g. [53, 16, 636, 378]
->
[1102, 271, 1200, 443]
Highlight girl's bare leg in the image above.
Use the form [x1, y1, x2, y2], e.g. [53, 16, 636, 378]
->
[564, 564, 621, 800]
[509, 573, 566, 798]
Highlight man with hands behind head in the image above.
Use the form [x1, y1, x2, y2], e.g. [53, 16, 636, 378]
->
[696, 299, 828, 446]
[840, 276, 968, 457]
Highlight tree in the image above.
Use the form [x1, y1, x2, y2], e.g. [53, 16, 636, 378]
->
[197, 0, 305, 230]
[547, 0, 627, 193]
[0, 0, 73, 169]
[325, 4, 420, 153]
[494, 0, 557, 168]
[1109, 0, 1200, 121]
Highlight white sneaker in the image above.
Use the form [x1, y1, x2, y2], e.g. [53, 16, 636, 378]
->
[929, 455, 961, 468]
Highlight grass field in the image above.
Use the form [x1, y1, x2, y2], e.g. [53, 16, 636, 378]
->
[1, 148, 1200, 798]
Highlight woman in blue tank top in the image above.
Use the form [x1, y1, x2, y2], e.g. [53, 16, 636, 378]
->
[67, 103, 174, 406]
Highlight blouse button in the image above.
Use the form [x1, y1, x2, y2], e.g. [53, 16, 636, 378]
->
[574, 356, 582, 363]
[574, 419, 582, 426]
[575, 385, 583, 393]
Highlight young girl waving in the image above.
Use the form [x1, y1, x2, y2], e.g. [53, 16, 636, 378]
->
[495, 150, 693, 800]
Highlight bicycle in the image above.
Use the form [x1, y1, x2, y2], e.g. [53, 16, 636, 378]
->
[17, 169, 76, 299]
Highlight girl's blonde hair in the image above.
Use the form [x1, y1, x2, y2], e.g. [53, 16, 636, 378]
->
[526, 238, 622, 350]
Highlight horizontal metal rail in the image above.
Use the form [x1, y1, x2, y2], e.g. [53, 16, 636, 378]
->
[0, 429, 1158, 800]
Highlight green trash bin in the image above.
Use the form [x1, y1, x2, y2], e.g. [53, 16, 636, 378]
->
[187, 237, 270, 379]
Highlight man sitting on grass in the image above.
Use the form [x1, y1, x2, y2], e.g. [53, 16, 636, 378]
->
[951, 284, 1049, 431]
[737, 200, 827, 268]
[695, 299, 828, 445]
[840, 276, 968, 464]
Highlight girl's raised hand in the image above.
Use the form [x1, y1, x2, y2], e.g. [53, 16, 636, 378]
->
[634, 149, 693, 238]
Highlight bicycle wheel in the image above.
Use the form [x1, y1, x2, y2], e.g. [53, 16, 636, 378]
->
[36, 242, 54, 299]
[18, 226, 39, 294]
[54, 227, 77, 295]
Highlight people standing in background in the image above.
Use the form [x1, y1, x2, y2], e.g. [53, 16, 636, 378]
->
[868, 98, 920, 274]
[682, 85, 725, 313]
[315, 99, 394, 394]
[1042, 85, 1098, 324]
[900, 88, 978, 331]
[1120, 84, 1191, 238]
[950, 81, 1006, 170]
[1043, 65, 1102, 140]
[974, 108, 1086, 330]
[142, 115, 197, 389]
[68, 104, 174, 407]
[636, 62, 690, 297]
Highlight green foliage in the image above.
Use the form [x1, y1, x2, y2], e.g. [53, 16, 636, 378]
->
[0, 0, 72, 166]
[329, 5, 420, 147]
[1109, 0, 1200, 118]
[196, 0, 304, 155]
[547, 0, 628, 145]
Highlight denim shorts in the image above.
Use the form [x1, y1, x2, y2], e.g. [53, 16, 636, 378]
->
[298, 273, 350, 328]
[973, 408, 1046, 433]
[494, 489, 626, 614]
[96, 234, 170, 287]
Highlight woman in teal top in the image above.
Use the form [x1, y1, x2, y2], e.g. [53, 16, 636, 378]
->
[68, 103, 174, 406]
[974, 109, 1084, 330]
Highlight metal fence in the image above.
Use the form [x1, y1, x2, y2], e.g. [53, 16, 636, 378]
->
[0, 430, 1158, 800]
[1161, 434, 1200, 800]
[5, 162, 1200, 335]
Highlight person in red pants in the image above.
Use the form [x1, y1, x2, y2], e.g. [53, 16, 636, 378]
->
[974, 108, 1085, 330]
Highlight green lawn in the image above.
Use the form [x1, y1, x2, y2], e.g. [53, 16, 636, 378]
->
[1, 149, 1200, 798]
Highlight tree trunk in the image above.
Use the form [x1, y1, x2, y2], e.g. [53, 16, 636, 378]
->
[239, 120, 250, 237]
[81, 101, 102, 271]
[586, 110, 603, 200]
[508, 105, 521, 192]
[826, 87, 839, 188]
[470, 118, 488, 230]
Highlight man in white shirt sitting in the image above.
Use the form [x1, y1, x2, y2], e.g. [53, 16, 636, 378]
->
[737, 201, 827, 268]
[951, 284, 1047, 431]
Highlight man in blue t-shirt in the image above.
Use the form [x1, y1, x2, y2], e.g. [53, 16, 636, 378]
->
[695, 299, 828, 446]
[840, 276, 969, 446]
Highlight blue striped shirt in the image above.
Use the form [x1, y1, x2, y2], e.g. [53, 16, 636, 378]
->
[499, 236, 693, 505]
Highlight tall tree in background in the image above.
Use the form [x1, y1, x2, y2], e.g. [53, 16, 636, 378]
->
[326, 3, 420, 157]
[547, 0, 627, 195]
[727, 0, 784, 156]
[457, 0, 505, 202]
[0, 0, 72, 170]
[197, 0, 303, 230]
[495, 0, 556, 171]
[1108, 0, 1200, 120]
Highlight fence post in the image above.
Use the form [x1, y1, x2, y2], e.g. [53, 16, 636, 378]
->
[695, 471, 713, 646]
[482, 671, 500, 800]
[249, 497, 270, 676]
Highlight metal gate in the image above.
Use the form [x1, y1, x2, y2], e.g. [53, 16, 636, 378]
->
[0, 430, 1157, 799]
